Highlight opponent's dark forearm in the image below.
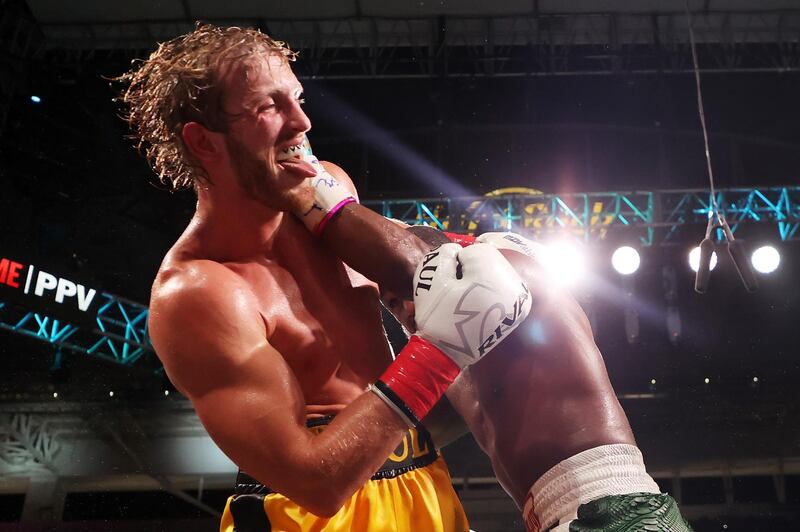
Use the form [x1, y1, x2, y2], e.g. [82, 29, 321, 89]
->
[323, 203, 428, 300]
[421, 395, 470, 449]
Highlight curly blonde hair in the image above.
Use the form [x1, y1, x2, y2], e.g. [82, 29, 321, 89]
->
[116, 23, 297, 190]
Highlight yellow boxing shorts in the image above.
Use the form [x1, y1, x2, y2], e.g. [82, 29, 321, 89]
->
[219, 416, 469, 532]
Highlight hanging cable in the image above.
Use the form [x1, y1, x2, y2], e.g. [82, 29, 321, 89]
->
[685, 0, 720, 219]
[685, 0, 758, 293]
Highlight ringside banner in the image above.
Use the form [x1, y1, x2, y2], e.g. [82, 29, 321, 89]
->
[0, 252, 103, 329]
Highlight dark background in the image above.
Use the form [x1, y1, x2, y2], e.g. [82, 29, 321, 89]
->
[1, 1, 799, 530]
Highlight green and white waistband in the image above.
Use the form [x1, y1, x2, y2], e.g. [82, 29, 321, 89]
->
[522, 443, 660, 532]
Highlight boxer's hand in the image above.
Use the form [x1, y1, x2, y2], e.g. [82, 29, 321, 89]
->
[371, 242, 531, 427]
[277, 136, 356, 236]
[413, 242, 532, 368]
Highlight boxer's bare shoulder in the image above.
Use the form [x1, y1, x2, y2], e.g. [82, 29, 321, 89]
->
[151, 219, 393, 415]
[149, 251, 271, 393]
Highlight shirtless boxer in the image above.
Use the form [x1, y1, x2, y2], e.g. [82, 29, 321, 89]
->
[289, 142, 694, 531]
[117, 24, 531, 531]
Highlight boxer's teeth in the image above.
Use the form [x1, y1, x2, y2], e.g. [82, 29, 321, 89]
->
[277, 144, 304, 161]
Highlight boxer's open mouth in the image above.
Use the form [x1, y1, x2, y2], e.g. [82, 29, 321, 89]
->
[276, 143, 304, 162]
[275, 142, 317, 177]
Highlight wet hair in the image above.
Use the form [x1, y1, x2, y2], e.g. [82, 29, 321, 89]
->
[406, 225, 453, 249]
[115, 23, 297, 190]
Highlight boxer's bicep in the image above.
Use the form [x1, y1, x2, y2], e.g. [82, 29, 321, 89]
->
[149, 269, 315, 493]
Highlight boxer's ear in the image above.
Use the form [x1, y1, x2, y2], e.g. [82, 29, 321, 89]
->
[182, 122, 224, 164]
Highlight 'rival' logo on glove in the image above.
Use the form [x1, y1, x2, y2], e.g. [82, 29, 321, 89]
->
[436, 281, 530, 360]
[477, 287, 530, 356]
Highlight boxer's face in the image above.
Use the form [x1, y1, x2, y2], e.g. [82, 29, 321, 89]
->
[381, 290, 417, 335]
[220, 52, 311, 205]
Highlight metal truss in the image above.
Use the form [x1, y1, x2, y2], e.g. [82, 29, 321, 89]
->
[34, 9, 800, 78]
[661, 187, 800, 243]
[0, 292, 154, 369]
[363, 185, 800, 246]
[0, 186, 795, 371]
[277, 11, 800, 78]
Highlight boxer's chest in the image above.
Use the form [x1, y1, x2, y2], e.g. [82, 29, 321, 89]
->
[231, 251, 392, 402]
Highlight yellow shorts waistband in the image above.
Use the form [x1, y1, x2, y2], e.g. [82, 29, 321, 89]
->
[235, 415, 439, 495]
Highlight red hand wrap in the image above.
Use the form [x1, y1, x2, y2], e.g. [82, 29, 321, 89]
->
[443, 232, 476, 247]
[375, 336, 460, 425]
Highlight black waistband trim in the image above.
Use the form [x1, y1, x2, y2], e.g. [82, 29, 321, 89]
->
[305, 415, 335, 429]
[235, 416, 439, 495]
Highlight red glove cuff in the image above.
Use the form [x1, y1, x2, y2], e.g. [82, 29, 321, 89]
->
[372, 336, 460, 426]
[443, 232, 476, 247]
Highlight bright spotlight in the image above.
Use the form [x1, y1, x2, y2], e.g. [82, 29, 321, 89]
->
[751, 245, 780, 274]
[612, 246, 640, 275]
[30, 95, 41, 103]
[541, 241, 587, 286]
[689, 246, 717, 273]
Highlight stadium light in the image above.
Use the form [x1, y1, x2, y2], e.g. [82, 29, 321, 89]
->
[541, 241, 587, 287]
[689, 246, 717, 272]
[612, 246, 640, 275]
[751, 245, 780, 274]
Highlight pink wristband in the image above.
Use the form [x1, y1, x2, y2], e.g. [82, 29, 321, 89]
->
[314, 197, 357, 237]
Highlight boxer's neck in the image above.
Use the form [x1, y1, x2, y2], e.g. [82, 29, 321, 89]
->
[192, 185, 285, 259]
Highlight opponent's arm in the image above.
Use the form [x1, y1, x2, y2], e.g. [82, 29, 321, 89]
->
[150, 263, 409, 517]
[423, 394, 470, 449]
[288, 146, 428, 300]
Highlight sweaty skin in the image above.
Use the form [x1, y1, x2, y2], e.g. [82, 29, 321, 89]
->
[444, 252, 635, 507]
[319, 205, 636, 509]
[148, 52, 456, 517]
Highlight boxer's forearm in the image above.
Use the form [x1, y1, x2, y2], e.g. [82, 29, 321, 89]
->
[292, 393, 411, 516]
[323, 203, 428, 300]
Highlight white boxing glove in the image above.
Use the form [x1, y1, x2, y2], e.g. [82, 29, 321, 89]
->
[474, 231, 548, 263]
[413, 242, 532, 367]
[370, 241, 532, 427]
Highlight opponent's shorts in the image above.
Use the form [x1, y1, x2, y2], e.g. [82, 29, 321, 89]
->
[219, 416, 469, 532]
[522, 444, 693, 532]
